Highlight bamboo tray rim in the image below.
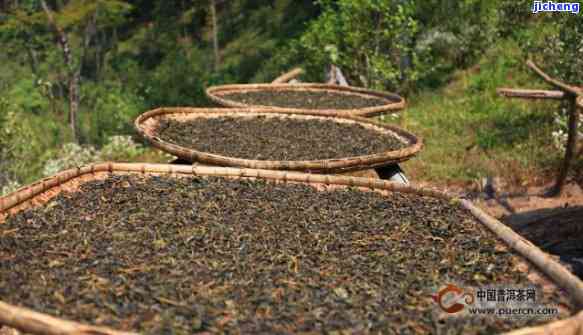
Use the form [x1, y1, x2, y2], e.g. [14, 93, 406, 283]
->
[134, 107, 423, 172]
[205, 83, 406, 117]
[1, 163, 583, 335]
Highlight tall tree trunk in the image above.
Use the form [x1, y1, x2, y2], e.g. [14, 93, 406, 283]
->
[210, 0, 220, 71]
[40, 0, 80, 143]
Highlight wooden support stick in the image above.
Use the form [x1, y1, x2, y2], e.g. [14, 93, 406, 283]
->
[508, 60, 583, 197]
[271, 68, 304, 84]
[548, 96, 580, 196]
[497, 88, 565, 100]
[526, 60, 581, 96]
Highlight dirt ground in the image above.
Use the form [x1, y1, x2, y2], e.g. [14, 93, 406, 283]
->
[414, 177, 583, 278]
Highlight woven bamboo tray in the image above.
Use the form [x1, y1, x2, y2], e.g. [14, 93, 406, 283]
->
[134, 107, 422, 173]
[0, 163, 583, 335]
[205, 83, 406, 117]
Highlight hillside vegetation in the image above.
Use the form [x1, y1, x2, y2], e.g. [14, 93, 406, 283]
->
[0, 0, 580, 194]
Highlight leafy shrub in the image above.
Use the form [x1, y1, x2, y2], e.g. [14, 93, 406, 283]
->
[528, 14, 582, 152]
[42, 135, 146, 177]
[99, 135, 145, 161]
[296, 0, 419, 91]
[136, 49, 212, 108]
[497, 0, 535, 37]
[1, 180, 22, 197]
[528, 11, 582, 83]
[551, 107, 583, 151]
[0, 99, 60, 184]
[7, 78, 49, 115]
[292, 0, 504, 92]
[42, 143, 99, 177]
[81, 82, 146, 145]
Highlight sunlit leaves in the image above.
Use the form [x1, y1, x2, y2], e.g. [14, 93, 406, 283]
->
[299, 0, 419, 91]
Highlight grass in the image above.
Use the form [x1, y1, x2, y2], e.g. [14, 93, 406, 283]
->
[2, 38, 575, 193]
[394, 39, 564, 189]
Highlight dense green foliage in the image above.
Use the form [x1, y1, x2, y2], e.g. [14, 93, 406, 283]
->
[0, 0, 319, 186]
[287, 0, 527, 91]
[527, 10, 582, 83]
[0, 0, 580, 191]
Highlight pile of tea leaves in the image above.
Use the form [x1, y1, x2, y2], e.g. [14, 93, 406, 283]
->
[219, 90, 388, 110]
[0, 175, 570, 334]
[155, 116, 406, 161]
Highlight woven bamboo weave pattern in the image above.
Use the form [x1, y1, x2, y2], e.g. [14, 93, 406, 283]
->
[206, 83, 406, 117]
[0, 163, 582, 335]
[134, 108, 422, 173]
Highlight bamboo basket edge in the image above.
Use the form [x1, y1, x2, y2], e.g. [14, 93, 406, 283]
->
[1, 163, 582, 335]
[133, 107, 423, 172]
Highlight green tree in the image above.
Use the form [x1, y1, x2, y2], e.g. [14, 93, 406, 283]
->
[297, 0, 418, 91]
[40, 0, 132, 142]
[293, 0, 505, 91]
[535, 14, 583, 83]
[0, 1, 50, 76]
[1, 0, 132, 143]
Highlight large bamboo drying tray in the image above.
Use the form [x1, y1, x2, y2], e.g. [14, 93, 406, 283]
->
[1, 163, 583, 335]
[205, 83, 406, 117]
[134, 107, 422, 173]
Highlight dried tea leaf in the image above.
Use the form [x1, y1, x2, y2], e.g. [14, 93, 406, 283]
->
[156, 117, 404, 161]
[0, 175, 571, 334]
[220, 90, 388, 110]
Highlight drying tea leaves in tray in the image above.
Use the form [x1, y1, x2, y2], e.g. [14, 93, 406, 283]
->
[218, 90, 388, 110]
[155, 116, 405, 161]
[0, 175, 571, 334]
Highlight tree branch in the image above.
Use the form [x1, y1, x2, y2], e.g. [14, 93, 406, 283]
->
[526, 60, 581, 96]
[271, 68, 304, 84]
[40, 0, 74, 74]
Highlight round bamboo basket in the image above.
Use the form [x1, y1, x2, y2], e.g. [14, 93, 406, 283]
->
[205, 83, 406, 117]
[134, 107, 422, 173]
[0, 163, 582, 335]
